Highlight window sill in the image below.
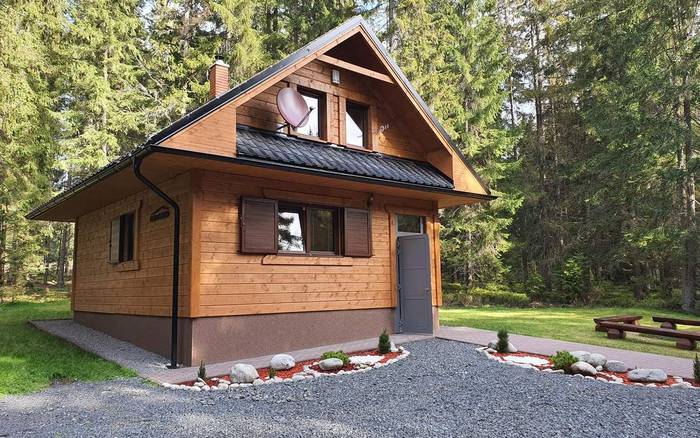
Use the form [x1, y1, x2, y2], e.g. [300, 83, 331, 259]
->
[113, 260, 140, 272]
[262, 255, 353, 266]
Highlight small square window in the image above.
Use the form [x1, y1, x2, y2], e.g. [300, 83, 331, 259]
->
[346, 101, 368, 148]
[397, 214, 424, 234]
[296, 89, 323, 138]
[276, 204, 338, 255]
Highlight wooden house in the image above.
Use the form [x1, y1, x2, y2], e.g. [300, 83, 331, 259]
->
[28, 17, 493, 367]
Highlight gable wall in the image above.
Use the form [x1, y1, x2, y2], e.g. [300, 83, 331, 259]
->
[72, 173, 193, 317]
[191, 169, 442, 318]
[236, 59, 430, 161]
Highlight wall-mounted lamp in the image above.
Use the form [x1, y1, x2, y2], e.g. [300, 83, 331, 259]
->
[331, 69, 341, 84]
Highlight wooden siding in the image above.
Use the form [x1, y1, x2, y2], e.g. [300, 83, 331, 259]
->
[192, 170, 439, 318]
[72, 173, 193, 317]
[237, 59, 429, 161]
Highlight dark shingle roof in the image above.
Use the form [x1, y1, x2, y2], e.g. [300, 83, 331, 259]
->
[236, 126, 453, 189]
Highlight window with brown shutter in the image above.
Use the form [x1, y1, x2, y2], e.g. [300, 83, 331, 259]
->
[109, 212, 135, 264]
[343, 208, 372, 257]
[240, 197, 278, 254]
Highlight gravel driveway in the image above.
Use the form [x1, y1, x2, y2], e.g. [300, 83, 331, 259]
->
[1, 339, 698, 437]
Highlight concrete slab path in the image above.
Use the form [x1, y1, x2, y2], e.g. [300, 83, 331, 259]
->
[31, 319, 431, 384]
[438, 325, 696, 378]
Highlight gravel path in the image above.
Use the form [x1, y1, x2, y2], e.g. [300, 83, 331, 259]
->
[1, 339, 699, 437]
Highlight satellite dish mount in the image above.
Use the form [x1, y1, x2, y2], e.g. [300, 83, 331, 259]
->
[276, 87, 312, 131]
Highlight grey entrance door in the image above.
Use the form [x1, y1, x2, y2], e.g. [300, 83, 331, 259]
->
[397, 234, 433, 333]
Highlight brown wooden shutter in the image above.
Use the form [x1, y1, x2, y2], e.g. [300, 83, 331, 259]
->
[240, 197, 278, 254]
[343, 208, 372, 257]
[109, 217, 120, 263]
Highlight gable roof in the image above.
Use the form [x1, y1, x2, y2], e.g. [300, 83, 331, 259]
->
[147, 15, 490, 196]
[27, 15, 493, 221]
[237, 125, 453, 189]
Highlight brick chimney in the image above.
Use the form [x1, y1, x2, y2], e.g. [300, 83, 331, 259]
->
[208, 57, 230, 99]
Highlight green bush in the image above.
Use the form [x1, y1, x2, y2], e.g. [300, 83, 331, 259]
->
[496, 329, 509, 353]
[268, 367, 277, 379]
[550, 351, 577, 374]
[320, 350, 350, 366]
[442, 282, 464, 306]
[470, 284, 529, 307]
[694, 354, 700, 384]
[378, 329, 391, 354]
[197, 361, 207, 380]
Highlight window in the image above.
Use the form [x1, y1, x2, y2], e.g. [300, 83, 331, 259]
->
[296, 89, 323, 138]
[277, 204, 338, 254]
[278, 206, 305, 252]
[346, 101, 368, 148]
[397, 214, 424, 235]
[240, 197, 372, 258]
[110, 212, 136, 263]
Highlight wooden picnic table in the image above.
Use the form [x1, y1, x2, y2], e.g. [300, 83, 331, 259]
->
[597, 320, 700, 350]
[593, 315, 643, 332]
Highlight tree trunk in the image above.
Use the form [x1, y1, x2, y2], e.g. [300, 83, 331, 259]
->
[57, 225, 69, 288]
[681, 96, 697, 311]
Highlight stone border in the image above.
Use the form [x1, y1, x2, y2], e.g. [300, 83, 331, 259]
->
[162, 348, 411, 392]
[475, 347, 698, 390]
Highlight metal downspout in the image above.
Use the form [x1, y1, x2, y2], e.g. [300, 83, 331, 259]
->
[133, 156, 180, 369]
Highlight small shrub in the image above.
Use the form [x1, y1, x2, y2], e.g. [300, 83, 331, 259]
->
[378, 329, 391, 354]
[694, 354, 700, 384]
[495, 328, 509, 353]
[197, 361, 207, 380]
[550, 351, 577, 374]
[268, 367, 277, 379]
[320, 350, 350, 366]
[470, 284, 529, 307]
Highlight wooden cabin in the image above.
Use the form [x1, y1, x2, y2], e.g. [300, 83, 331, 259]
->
[28, 17, 493, 366]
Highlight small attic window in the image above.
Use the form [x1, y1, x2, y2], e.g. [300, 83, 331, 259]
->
[346, 101, 368, 148]
[295, 88, 323, 138]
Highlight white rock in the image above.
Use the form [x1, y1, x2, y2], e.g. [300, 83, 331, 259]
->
[487, 340, 518, 353]
[503, 355, 550, 367]
[389, 342, 399, 353]
[595, 365, 603, 372]
[604, 360, 627, 373]
[485, 348, 497, 354]
[230, 363, 259, 384]
[571, 361, 598, 376]
[252, 379, 264, 386]
[627, 368, 668, 383]
[194, 381, 205, 388]
[319, 358, 344, 371]
[349, 355, 383, 366]
[587, 353, 607, 367]
[270, 354, 295, 371]
[671, 382, 692, 389]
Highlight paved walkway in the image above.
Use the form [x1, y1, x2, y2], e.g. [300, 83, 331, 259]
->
[438, 325, 696, 378]
[31, 319, 431, 384]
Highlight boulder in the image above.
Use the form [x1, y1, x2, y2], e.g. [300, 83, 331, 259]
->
[627, 368, 668, 383]
[604, 360, 628, 373]
[587, 353, 607, 367]
[571, 361, 597, 376]
[570, 351, 591, 363]
[318, 358, 344, 371]
[487, 340, 518, 353]
[230, 363, 259, 384]
[270, 354, 295, 371]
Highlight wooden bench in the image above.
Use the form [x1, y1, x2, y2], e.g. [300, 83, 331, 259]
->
[597, 321, 700, 350]
[652, 316, 700, 330]
[593, 315, 643, 332]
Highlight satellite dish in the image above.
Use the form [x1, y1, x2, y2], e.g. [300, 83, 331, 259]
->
[276, 87, 312, 129]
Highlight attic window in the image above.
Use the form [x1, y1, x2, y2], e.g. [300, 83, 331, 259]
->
[295, 89, 323, 138]
[346, 101, 368, 148]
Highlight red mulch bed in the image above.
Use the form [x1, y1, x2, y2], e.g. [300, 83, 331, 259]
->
[180, 349, 401, 387]
[489, 350, 699, 388]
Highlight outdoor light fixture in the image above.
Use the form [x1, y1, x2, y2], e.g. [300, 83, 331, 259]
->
[331, 68, 341, 84]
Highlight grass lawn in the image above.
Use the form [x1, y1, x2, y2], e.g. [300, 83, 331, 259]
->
[440, 306, 700, 360]
[0, 292, 135, 396]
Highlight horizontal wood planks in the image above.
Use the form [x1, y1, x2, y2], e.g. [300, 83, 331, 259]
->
[72, 173, 194, 317]
[193, 171, 438, 318]
[236, 60, 430, 160]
